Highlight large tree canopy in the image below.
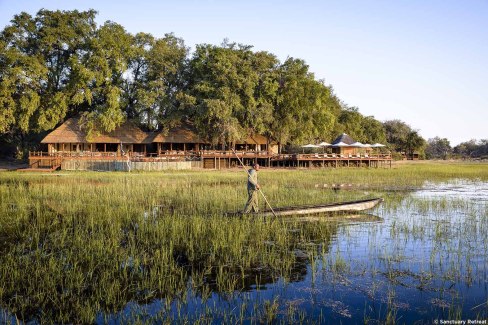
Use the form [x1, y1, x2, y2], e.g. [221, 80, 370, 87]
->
[271, 58, 336, 148]
[453, 139, 488, 159]
[185, 42, 277, 144]
[383, 119, 425, 156]
[0, 9, 98, 134]
[1, 9, 426, 158]
[123, 32, 188, 130]
[425, 137, 452, 159]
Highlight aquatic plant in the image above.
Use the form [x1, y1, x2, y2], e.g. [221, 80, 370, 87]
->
[0, 162, 487, 323]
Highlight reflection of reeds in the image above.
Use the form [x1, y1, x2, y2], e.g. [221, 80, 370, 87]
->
[0, 162, 487, 323]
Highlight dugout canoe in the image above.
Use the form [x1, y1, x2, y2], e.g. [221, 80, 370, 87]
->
[233, 198, 383, 217]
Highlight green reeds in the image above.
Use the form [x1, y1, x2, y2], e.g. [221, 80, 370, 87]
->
[0, 162, 487, 323]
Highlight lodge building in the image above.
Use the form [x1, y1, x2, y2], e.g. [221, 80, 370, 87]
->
[28, 118, 391, 171]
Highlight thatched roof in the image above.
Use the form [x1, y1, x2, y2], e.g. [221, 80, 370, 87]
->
[41, 118, 153, 144]
[152, 125, 204, 143]
[331, 133, 356, 145]
[153, 125, 270, 145]
[241, 134, 269, 145]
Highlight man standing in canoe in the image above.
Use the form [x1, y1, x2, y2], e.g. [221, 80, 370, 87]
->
[243, 163, 260, 213]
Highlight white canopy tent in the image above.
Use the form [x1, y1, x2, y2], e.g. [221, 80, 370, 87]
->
[317, 141, 331, 153]
[301, 143, 320, 153]
[349, 142, 364, 147]
[331, 141, 350, 147]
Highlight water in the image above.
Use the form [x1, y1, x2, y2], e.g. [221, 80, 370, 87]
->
[413, 179, 488, 202]
[2, 180, 487, 324]
[93, 180, 488, 324]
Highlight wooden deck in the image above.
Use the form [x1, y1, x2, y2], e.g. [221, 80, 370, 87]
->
[270, 153, 392, 168]
[27, 151, 392, 170]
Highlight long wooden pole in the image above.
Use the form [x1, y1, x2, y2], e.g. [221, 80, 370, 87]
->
[232, 149, 277, 217]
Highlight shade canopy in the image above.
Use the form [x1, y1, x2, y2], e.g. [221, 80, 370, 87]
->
[331, 141, 350, 147]
[371, 143, 386, 148]
[301, 144, 321, 148]
[318, 141, 331, 147]
[349, 142, 364, 147]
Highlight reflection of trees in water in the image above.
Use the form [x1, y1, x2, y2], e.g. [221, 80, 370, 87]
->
[187, 221, 340, 295]
[190, 249, 310, 294]
[0, 209, 354, 324]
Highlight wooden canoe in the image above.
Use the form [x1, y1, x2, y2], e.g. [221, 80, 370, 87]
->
[232, 198, 383, 217]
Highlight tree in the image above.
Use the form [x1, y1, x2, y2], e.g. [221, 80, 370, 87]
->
[383, 119, 411, 152]
[186, 43, 247, 144]
[0, 10, 98, 155]
[425, 137, 451, 159]
[0, 9, 407, 158]
[248, 50, 280, 137]
[383, 120, 424, 154]
[335, 107, 364, 140]
[332, 106, 386, 145]
[360, 115, 387, 145]
[78, 20, 133, 137]
[186, 42, 279, 145]
[404, 130, 425, 157]
[453, 139, 488, 158]
[271, 58, 335, 151]
[122, 33, 188, 130]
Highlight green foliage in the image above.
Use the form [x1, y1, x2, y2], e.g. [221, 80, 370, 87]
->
[186, 42, 280, 144]
[0, 10, 102, 157]
[123, 33, 188, 130]
[0, 10, 98, 133]
[1, 9, 429, 158]
[383, 119, 425, 155]
[271, 58, 336, 147]
[453, 139, 488, 159]
[1, 163, 488, 322]
[333, 107, 387, 146]
[360, 116, 387, 144]
[425, 137, 452, 159]
[405, 130, 425, 156]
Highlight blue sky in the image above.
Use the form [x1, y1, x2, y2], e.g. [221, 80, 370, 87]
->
[1, 0, 487, 145]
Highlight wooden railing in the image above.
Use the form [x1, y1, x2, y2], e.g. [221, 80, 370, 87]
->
[292, 153, 392, 159]
[29, 151, 146, 158]
[29, 157, 63, 169]
[199, 150, 272, 156]
[29, 151, 392, 160]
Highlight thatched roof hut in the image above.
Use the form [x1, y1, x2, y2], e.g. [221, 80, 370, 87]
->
[41, 118, 152, 144]
[242, 134, 268, 145]
[152, 124, 277, 153]
[331, 133, 356, 145]
[152, 125, 203, 143]
[41, 118, 153, 155]
[153, 127, 269, 145]
[330, 133, 358, 155]
[152, 124, 205, 153]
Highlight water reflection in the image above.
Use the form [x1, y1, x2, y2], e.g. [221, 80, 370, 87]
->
[0, 213, 382, 324]
[97, 215, 385, 324]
